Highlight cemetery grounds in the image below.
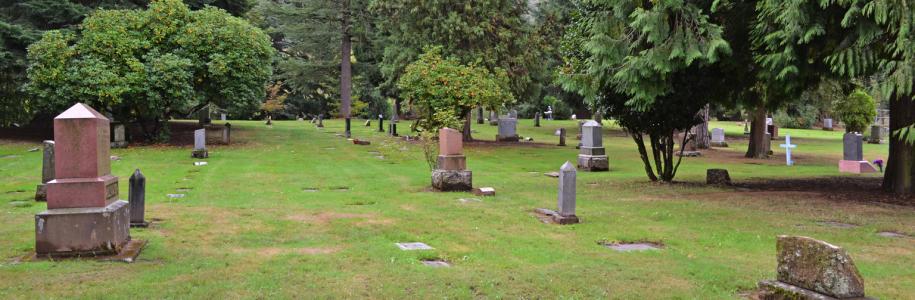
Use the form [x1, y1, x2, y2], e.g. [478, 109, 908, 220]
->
[0, 119, 913, 298]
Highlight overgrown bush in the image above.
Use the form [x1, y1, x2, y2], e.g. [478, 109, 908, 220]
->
[835, 89, 876, 133]
[774, 104, 818, 128]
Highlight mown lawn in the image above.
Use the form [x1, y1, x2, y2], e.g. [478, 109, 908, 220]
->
[0, 118, 912, 299]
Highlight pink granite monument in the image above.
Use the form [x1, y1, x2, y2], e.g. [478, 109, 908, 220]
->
[839, 133, 877, 174]
[36, 103, 136, 258]
[432, 128, 472, 191]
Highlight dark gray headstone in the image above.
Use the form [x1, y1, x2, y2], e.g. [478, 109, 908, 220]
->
[129, 169, 148, 227]
[557, 162, 576, 217]
[111, 123, 127, 148]
[497, 117, 517, 138]
[843, 132, 863, 161]
[558, 128, 566, 146]
[35, 140, 55, 201]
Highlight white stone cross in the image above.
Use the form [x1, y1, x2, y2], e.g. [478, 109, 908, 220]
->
[780, 135, 797, 166]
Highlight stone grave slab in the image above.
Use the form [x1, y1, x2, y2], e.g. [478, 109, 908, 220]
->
[395, 242, 433, 251]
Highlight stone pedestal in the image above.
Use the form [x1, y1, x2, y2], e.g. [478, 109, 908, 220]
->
[36, 200, 130, 256]
[577, 155, 609, 171]
[36, 103, 137, 259]
[431, 170, 472, 191]
[437, 155, 466, 170]
[839, 160, 878, 174]
[577, 121, 609, 171]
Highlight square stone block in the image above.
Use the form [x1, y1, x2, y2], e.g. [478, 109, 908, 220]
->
[839, 160, 878, 174]
[46, 175, 118, 209]
[437, 155, 466, 171]
[35, 200, 130, 256]
[496, 134, 519, 142]
[579, 146, 605, 156]
[577, 155, 609, 172]
[432, 169, 472, 192]
[192, 149, 208, 159]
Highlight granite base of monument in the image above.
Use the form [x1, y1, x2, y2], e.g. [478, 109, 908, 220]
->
[496, 134, 519, 142]
[577, 154, 609, 171]
[437, 155, 466, 170]
[838, 160, 878, 174]
[431, 169, 472, 192]
[111, 141, 128, 149]
[35, 200, 131, 257]
[192, 149, 208, 159]
[710, 141, 728, 147]
[533, 208, 579, 225]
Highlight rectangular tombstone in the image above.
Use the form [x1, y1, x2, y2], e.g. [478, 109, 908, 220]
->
[843, 132, 863, 161]
[194, 129, 206, 151]
[439, 128, 463, 156]
[868, 125, 883, 144]
[557, 162, 576, 217]
[497, 117, 518, 141]
[222, 123, 231, 144]
[111, 123, 127, 148]
[129, 169, 147, 227]
[823, 118, 833, 130]
[581, 121, 602, 148]
[711, 128, 725, 143]
[41, 140, 55, 183]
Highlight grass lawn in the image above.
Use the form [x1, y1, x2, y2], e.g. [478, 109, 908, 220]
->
[0, 118, 912, 299]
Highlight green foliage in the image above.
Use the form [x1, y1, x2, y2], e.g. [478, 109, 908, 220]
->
[25, 0, 273, 139]
[835, 89, 876, 133]
[397, 47, 513, 133]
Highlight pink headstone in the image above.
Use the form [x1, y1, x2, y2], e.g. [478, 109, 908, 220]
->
[46, 103, 118, 209]
[439, 128, 463, 156]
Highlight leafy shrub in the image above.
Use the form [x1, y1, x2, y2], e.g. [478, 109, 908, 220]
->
[835, 89, 876, 133]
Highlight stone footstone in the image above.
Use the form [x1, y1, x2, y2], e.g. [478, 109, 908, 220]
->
[706, 169, 731, 185]
[395, 242, 433, 251]
[472, 187, 495, 196]
[421, 260, 451, 267]
[758, 236, 869, 299]
[603, 242, 662, 252]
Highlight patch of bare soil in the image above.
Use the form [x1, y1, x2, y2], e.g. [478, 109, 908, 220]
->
[732, 177, 914, 207]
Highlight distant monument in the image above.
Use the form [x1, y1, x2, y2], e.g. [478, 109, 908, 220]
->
[192, 129, 208, 158]
[496, 116, 519, 142]
[577, 121, 609, 171]
[34, 140, 54, 201]
[431, 128, 472, 191]
[36, 103, 142, 259]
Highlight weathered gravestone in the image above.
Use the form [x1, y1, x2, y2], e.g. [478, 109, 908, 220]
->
[577, 121, 609, 171]
[867, 125, 884, 144]
[758, 236, 870, 300]
[36, 103, 140, 258]
[489, 111, 498, 126]
[432, 128, 472, 191]
[768, 124, 779, 139]
[378, 115, 384, 132]
[710, 128, 728, 147]
[34, 140, 55, 201]
[192, 129, 208, 158]
[364, 119, 371, 127]
[823, 118, 834, 131]
[706, 169, 731, 185]
[557, 128, 566, 146]
[222, 123, 231, 145]
[839, 132, 877, 173]
[555, 162, 579, 224]
[129, 169, 148, 228]
[496, 116, 519, 142]
[111, 123, 127, 148]
[534, 112, 541, 127]
[317, 115, 324, 128]
[576, 121, 584, 140]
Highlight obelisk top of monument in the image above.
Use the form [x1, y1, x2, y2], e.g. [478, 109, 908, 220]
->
[56, 103, 108, 120]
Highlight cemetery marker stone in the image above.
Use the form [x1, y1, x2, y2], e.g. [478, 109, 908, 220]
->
[823, 118, 834, 131]
[867, 125, 883, 144]
[432, 128, 472, 191]
[129, 169, 148, 228]
[378, 114, 384, 132]
[839, 132, 877, 173]
[34, 140, 54, 201]
[111, 123, 127, 148]
[554, 161, 579, 224]
[577, 121, 609, 171]
[558, 128, 566, 146]
[222, 123, 231, 144]
[36, 103, 137, 258]
[758, 236, 870, 299]
[496, 116, 519, 142]
[192, 129, 208, 158]
[710, 128, 728, 147]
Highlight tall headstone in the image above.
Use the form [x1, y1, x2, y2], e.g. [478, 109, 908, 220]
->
[823, 118, 834, 131]
[129, 169, 148, 227]
[534, 112, 541, 127]
[431, 128, 472, 191]
[496, 116, 519, 142]
[37, 103, 132, 257]
[839, 132, 877, 173]
[34, 140, 55, 201]
[317, 115, 324, 128]
[477, 107, 484, 124]
[111, 123, 127, 148]
[389, 115, 398, 137]
[554, 161, 579, 224]
[558, 128, 566, 146]
[867, 125, 883, 144]
[378, 114, 384, 132]
[222, 123, 231, 145]
[578, 121, 609, 171]
[489, 111, 498, 126]
[758, 236, 868, 299]
[192, 129, 208, 158]
[710, 128, 728, 147]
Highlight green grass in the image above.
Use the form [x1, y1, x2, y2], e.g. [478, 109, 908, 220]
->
[0, 119, 912, 299]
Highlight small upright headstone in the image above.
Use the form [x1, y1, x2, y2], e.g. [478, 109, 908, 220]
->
[431, 128, 472, 191]
[508, 109, 518, 119]
[710, 128, 728, 147]
[758, 236, 868, 299]
[867, 125, 883, 144]
[34, 140, 55, 201]
[554, 161, 579, 224]
[823, 118, 834, 131]
[265, 115, 272, 126]
[222, 123, 231, 145]
[364, 119, 371, 127]
[378, 114, 384, 132]
[558, 128, 566, 146]
[496, 116, 519, 142]
[129, 169, 148, 228]
[577, 121, 609, 171]
[221, 113, 227, 121]
[111, 123, 127, 148]
[317, 115, 324, 128]
[534, 112, 541, 127]
[192, 129, 208, 158]
[768, 124, 779, 139]
[839, 132, 877, 173]
[576, 121, 584, 140]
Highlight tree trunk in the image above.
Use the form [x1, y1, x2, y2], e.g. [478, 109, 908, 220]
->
[477, 106, 484, 124]
[695, 104, 710, 149]
[631, 132, 659, 181]
[462, 110, 473, 142]
[745, 103, 769, 158]
[340, 1, 352, 137]
[883, 94, 915, 195]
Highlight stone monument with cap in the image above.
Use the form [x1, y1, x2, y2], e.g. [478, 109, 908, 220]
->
[432, 128, 472, 191]
[577, 120, 609, 171]
[839, 132, 877, 173]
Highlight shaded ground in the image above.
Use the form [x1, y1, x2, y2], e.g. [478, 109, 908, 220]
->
[734, 176, 912, 207]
